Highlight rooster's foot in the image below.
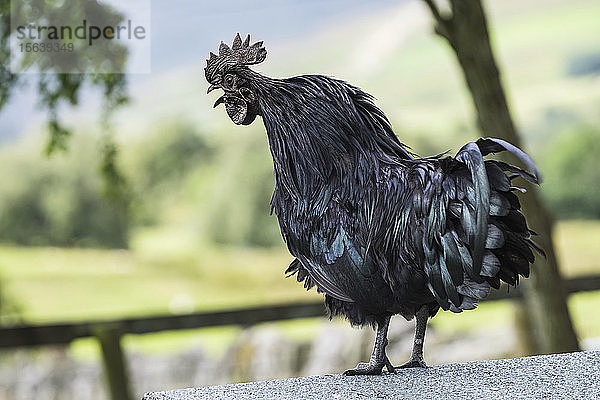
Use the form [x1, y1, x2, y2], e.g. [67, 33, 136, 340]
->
[396, 357, 427, 369]
[343, 361, 384, 376]
[344, 355, 396, 376]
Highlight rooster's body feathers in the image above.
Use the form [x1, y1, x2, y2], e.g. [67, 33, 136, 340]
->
[262, 75, 540, 325]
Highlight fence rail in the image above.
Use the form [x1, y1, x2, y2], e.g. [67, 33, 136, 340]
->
[2, 275, 600, 348]
[1, 274, 599, 400]
[0, 302, 325, 348]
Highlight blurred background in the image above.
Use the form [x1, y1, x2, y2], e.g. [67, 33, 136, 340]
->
[1, 0, 600, 398]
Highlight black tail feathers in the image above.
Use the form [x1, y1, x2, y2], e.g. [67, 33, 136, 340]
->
[477, 137, 544, 289]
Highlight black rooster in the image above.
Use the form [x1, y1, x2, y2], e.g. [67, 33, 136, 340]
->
[205, 34, 542, 375]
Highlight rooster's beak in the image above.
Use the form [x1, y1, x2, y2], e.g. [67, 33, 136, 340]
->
[207, 84, 219, 94]
[213, 95, 226, 108]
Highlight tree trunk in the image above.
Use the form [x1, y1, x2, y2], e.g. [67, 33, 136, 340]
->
[422, 0, 580, 354]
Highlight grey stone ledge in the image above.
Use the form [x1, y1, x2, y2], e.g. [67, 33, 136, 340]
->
[143, 350, 600, 400]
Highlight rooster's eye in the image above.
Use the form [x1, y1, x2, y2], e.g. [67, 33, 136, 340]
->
[223, 74, 235, 89]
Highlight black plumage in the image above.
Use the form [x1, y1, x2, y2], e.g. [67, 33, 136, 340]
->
[205, 34, 543, 375]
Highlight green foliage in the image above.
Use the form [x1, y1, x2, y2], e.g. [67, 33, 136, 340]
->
[0, 0, 17, 111]
[205, 132, 282, 247]
[0, 0, 131, 235]
[0, 123, 217, 249]
[538, 126, 600, 219]
[100, 138, 130, 202]
[132, 123, 212, 192]
[125, 122, 213, 226]
[0, 0, 129, 154]
[124, 122, 280, 247]
[0, 136, 129, 248]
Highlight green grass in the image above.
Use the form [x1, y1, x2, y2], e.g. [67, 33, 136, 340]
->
[0, 228, 316, 324]
[554, 220, 600, 276]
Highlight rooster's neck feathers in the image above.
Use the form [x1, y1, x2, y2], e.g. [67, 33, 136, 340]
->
[255, 74, 413, 200]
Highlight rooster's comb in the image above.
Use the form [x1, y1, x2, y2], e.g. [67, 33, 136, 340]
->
[205, 33, 267, 83]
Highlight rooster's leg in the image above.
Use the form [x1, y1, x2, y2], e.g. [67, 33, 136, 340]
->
[344, 316, 394, 376]
[396, 304, 428, 368]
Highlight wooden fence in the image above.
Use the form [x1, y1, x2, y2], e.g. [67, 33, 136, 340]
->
[1, 274, 599, 400]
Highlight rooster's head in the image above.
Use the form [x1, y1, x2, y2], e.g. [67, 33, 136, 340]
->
[205, 33, 267, 125]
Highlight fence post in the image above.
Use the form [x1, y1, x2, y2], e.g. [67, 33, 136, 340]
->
[94, 325, 133, 400]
